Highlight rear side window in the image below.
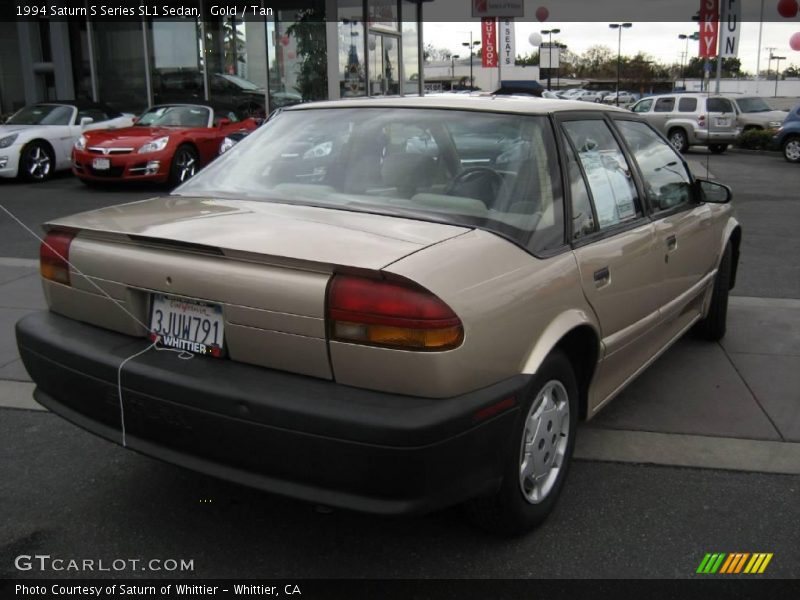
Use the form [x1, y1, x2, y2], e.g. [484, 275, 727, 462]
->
[632, 99, 653, 113]
[707, 98, 733, 113]
[654, 98, 675, 112]
[678, 97, 697, 112]
[561, 120, 641, 230]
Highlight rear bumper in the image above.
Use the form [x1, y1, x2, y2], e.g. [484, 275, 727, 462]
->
[16, 311, 526, 515]
[691, 128, 739, 144]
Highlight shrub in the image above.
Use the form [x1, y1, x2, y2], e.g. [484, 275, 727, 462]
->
[735, 128, 775, 150]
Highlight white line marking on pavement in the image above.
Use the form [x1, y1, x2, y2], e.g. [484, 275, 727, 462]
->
[0, 380, 43, 411]
[576, 427, 800, 475]
[0, 257, 38, 268]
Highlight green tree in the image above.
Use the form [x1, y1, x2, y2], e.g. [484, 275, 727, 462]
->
[286, 10, 328, 101]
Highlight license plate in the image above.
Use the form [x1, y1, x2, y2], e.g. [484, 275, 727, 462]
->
[715, 118, 730, 127]
[92, 157, 110, 170]
[149, 294, 224, 357]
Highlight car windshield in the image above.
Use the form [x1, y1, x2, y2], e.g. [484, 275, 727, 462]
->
[736, 97, 772, 113]
[217, 74, 262, 91]
[136, 105, 210, 128]
[7, 104, 73, 125]
[175, 107, 565, 253]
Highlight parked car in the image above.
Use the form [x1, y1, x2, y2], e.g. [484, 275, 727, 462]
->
[726, 96, 788, 132]
[72, 103, 259, 186]
[556, 88, 584, 99]
[0, 101, 133, 182]
[630, 93, 739, 153]
[602, 91, 637, 107]
[772, 102, 800, 163]
[17, 96, 740, 535]
[218, 129, 252, 155]
[580, 90, 611, 103]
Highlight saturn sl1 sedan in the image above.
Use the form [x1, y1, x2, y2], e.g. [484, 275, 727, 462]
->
[16, 96, 741, 534]
[72, 103, 259, 187]
[0, 101, 133, 182]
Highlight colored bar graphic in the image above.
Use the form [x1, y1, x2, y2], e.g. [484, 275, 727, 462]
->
[698, 552, 772, 574]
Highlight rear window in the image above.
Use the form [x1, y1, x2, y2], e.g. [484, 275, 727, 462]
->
[678, 97, 697, 112]
[175, 108, 566, 254]
[654, 98, 675, 112]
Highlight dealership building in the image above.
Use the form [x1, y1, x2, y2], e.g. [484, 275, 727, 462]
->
[0, 1, 426, 116]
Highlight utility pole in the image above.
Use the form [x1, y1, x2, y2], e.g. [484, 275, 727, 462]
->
[772, 55, 786, 97]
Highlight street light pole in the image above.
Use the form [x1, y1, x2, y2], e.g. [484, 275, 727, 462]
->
[541, 28, 560, 91]
[609, 23, 632, 106]
[450, 54, 460, 83]
[462, 33, 480, 91]
[772, 54, 786, 97]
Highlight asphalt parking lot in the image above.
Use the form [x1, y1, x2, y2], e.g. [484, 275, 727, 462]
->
[0, 150, 798, 579]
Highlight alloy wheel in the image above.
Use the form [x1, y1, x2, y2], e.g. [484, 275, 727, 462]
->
[785, 139, 800, 163]
[669, 131, 686, 152]
[519, 380, 570, 504]
[176, 150, 197, 182]
[25, 146, 51, 180]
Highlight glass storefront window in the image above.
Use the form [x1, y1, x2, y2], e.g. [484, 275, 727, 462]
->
[270, 6, 328, 111]
[68, 19, 93, 101]
[338, 0, 365, 98]
[368, 0, 399, 32]
[93, 22, 148, 113]
[147, 14, 204, 107]
[368, 33, 399, 96]
[204, 10, 268, 118]
[401, 1, 419, 95]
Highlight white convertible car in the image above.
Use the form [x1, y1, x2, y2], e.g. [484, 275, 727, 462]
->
[0, 101, 133, 182]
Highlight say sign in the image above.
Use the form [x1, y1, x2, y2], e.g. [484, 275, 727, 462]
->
[699, 0, 719, 58]
[719, 0, 741, 57]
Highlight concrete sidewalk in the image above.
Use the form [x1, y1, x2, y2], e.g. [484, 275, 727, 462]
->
[1, 258, 798, 474]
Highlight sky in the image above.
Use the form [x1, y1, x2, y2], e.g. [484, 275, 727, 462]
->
[424, 21, 800, 74]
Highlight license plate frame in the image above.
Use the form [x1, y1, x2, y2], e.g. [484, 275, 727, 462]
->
[149, 294, 225, 358]
[92, 157, 110, 170]
[715, 117, 730, 127]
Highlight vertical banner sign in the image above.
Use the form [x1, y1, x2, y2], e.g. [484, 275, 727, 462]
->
[699, 0, 719, 58]
[482, 18, 498, 67]
[499, 19, 516, 66]
[720, 0, 740, 57]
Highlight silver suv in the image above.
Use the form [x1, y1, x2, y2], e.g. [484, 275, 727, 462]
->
[630, 93, 740, 153]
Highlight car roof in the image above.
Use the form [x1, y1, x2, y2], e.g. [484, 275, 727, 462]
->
[286, 95, 631, 115]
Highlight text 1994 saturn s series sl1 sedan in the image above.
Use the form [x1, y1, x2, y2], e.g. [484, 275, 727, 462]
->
[16, 96, 741, 534]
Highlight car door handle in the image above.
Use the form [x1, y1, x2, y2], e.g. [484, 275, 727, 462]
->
[666, 235, 677, 251]
[593, 267, 610, 287]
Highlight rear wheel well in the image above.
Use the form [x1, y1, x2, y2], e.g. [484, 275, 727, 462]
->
[554, 326, 599, 420]
[728, 226, 742, 290]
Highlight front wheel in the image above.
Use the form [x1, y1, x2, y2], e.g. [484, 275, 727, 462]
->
[464, 350, 578, 535]
[709, 143, 728, 154]
[168, 145, 199, 187]
[783, 136, 800, 164]
[19, 141, 54, 182]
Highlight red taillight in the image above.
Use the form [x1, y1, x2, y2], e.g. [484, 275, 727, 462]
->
[40, 229, 75, 285]
[328, 275, 464, 350]
[698, 114, 707, 125]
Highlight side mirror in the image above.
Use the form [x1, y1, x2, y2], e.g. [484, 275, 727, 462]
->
[696, 178, 732, 204]
[79, 117, 94, 127]
[218, 118, 231, 128]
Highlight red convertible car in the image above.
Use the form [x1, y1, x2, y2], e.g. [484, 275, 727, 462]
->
[72, 103, 258, 186]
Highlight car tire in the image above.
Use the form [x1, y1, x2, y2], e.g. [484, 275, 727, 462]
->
[464, 349, 578, 536]
[782, 135, 800, 164]
[19, 141, 54, 182]
[668, 128, 689, 153]
[695, 243, 732, 342]
[168, 144, 199, 187]
[708, 144, 728, 154]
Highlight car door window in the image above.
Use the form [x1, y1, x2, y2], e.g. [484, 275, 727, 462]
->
[615, 120, 692, 212]
[562, 120, 641, 230]
[707, 98, 733, 113]
[654, 97, 675, 112]
[632, 99, 653, 113]
[563, 140, 596, 239]
[678, 97, 697, 112]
